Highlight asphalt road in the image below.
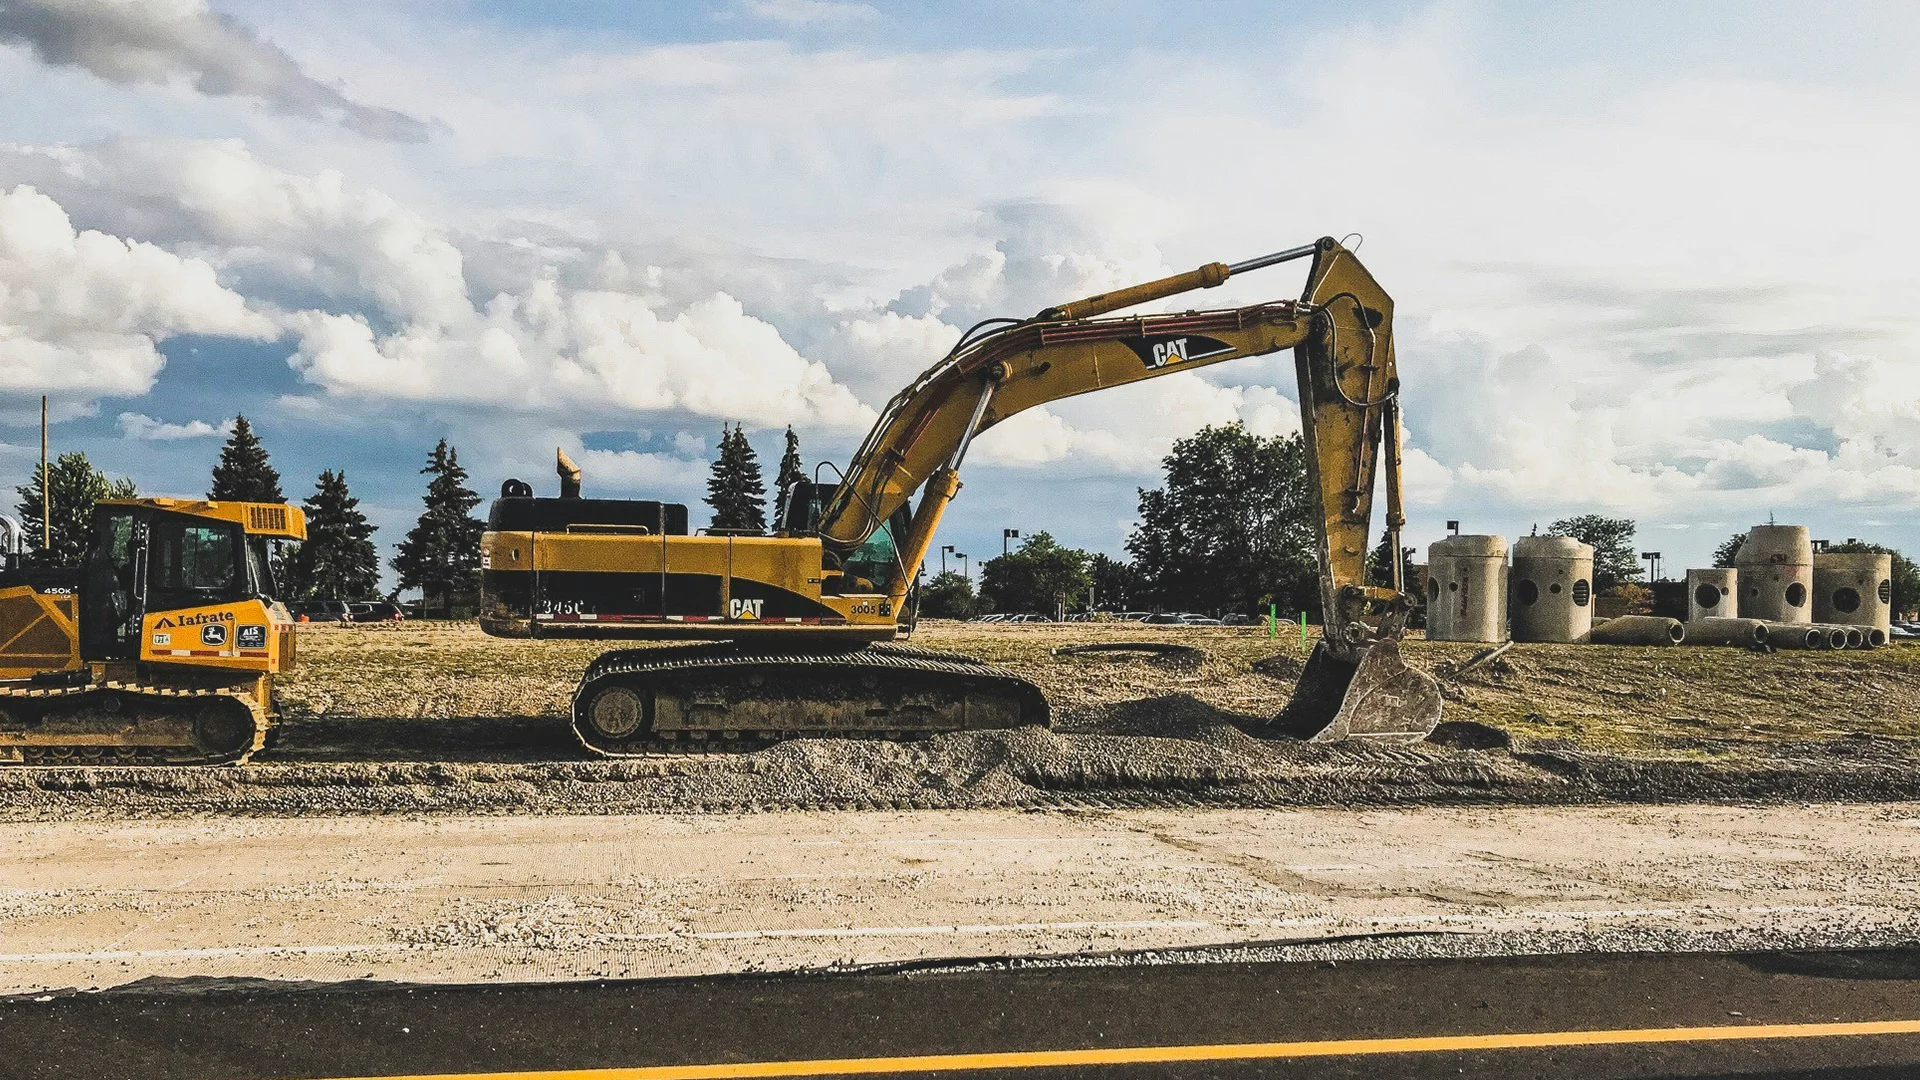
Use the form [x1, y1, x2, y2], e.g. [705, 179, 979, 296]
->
[8, 947, 1920, 1079]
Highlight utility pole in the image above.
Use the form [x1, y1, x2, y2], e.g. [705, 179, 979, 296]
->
[40, 395, 49, 552]
[1003, 528, 1019, 555]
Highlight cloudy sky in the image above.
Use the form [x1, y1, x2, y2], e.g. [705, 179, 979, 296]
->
[3, 0, 1918, 583]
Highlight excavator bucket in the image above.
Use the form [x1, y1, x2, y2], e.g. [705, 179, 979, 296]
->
[1269, 640, 1442, 743]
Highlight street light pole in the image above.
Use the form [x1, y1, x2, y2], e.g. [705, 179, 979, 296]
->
[1003, 528, 1020, 555]
[957, 553, 969, 581]
[940, 544, 954, 574]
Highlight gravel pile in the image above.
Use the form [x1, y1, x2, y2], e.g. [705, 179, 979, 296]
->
[6, 622, 1920, 819]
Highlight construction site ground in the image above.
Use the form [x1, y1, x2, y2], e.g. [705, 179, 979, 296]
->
[4, 620, 1919, 819]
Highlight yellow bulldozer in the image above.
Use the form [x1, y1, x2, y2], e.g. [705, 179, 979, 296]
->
[480, 236, 1444, 754]
[0, 498, 305, 763]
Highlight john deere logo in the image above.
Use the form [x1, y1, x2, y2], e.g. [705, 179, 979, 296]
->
[200, 623, 229, 647]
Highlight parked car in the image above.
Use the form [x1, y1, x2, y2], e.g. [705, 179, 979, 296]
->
[348, 601, 406, 622]
[1005, 613, 1052, 623]
[290, 599, 354, 622]
[1176, 613, 1222, 626]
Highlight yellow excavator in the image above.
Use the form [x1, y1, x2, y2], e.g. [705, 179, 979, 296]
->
[0, 499, 305, 763]
[480, 236, 1443, 754]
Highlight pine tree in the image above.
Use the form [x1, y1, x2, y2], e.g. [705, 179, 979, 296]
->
[704, 424, 767, 533]
[208, 415, 284, 503]
[391, 440, 484, 595]
[288, 470, 381, 600]
[773, 425, 805, 528]
[15, 453, 136, 566]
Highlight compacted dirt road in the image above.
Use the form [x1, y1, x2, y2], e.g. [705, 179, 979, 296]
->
[6, 802, 1920, 995]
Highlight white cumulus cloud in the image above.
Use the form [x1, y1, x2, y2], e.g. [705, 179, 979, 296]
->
[116, 411, 231, 439]
[0, 184, 274, 413]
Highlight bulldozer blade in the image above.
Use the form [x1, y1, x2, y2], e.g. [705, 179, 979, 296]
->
[1269, 640, 1442, 743]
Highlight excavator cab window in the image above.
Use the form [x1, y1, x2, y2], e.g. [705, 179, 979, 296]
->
[836, 505, 912, 594]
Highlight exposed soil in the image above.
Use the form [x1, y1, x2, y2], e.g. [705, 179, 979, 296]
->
[3, 621, 1919, 818]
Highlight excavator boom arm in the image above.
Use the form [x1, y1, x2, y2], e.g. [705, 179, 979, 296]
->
[818, 240, 1375, 553]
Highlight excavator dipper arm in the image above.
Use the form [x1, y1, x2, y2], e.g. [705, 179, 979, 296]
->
[815, 236, 1441, 743]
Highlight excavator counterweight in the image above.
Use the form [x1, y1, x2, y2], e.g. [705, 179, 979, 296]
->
[480, 236, 1441, 751]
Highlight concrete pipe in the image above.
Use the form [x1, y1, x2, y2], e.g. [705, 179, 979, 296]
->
[1758, 622, 1825, 650]
[1734, 525, 1813, 624]
[1681, 617, 1769, 647]
[1815, 624, 1867, 650]
[1686, 568, 1737, 622]
[1427, 534, 1509, 643]
[1588, 615, 1685, 646]
[1812, 552, 1893, 643]
[1868, 627, 1890, 648]
[1792, 624, 1850, 650]
[1510, 536, 1594, 643]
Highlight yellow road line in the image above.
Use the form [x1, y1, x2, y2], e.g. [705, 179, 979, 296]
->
[333, 1018, 1920, 1080]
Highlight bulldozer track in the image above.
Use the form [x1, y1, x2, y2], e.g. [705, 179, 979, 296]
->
[571, 642, 1050, 757]
[0, 680, 269, 766]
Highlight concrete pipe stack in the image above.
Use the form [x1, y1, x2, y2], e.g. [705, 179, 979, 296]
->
[1509, 536, 1593, 643]
[1813, 551, 1893, 648]
[1427, 534, 1509, 643]
[1734, 525, 1814, 624]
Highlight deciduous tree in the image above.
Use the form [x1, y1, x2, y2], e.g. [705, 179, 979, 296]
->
[1126, 423, 1317, 617]
[918, 569, 976, 619]
[1088, 553, 1143, 611]
[1548, 514, 1641, 590]
[979, 531, 1091, 616]
[1712, 531, 1747, 569]
[14, 453, 136, 566]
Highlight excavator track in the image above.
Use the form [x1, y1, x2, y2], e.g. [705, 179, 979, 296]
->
[571, 642, 1050, 757]
[0, 681, 269, 766]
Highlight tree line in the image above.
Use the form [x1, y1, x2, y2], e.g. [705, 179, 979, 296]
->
[21, 414, 1916, 620]
[11, 416, 483, 604]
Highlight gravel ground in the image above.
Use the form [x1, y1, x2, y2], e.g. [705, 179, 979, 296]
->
[4, 621, 1918, 819]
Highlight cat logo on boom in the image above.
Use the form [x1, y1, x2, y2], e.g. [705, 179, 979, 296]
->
[1125, 333, 1237, 370]
[729, 598, 764, 620]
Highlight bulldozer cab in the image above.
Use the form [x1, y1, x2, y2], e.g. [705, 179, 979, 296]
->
[78, 502, 287, 662]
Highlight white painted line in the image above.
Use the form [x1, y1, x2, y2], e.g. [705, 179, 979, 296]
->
[0, 943, 420, 962]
